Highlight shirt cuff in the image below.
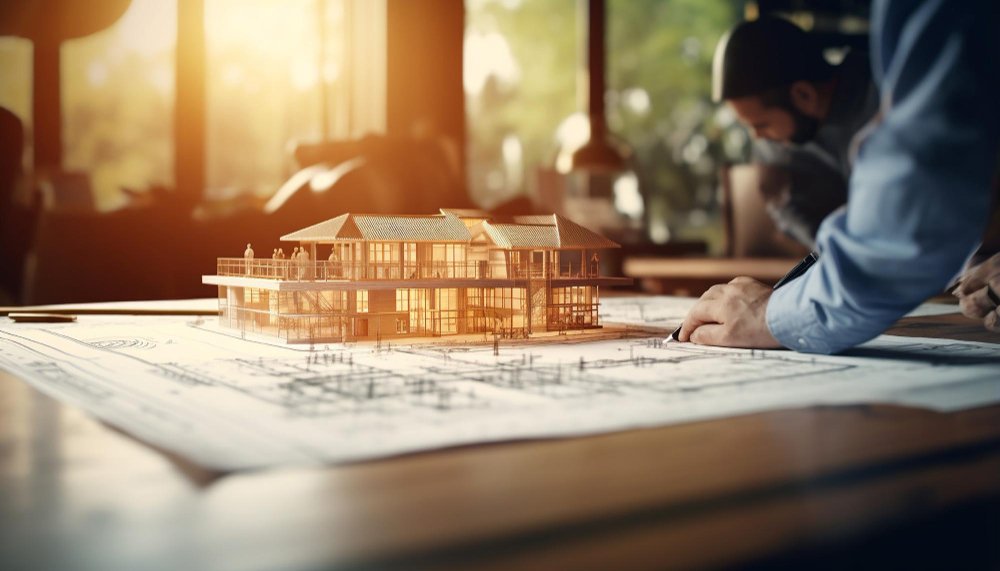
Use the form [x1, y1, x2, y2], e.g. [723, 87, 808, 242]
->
[765, 280, 832, 354]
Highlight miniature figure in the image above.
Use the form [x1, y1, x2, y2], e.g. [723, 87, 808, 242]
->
[243, 243, 254, 275]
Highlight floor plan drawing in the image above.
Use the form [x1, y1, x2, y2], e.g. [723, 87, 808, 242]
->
[598, 295, 696, 329]
[0, 303, 997, 471]
[597, 295, 964, 329]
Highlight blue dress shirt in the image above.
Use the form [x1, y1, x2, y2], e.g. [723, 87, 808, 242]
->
[765, 0, 1000, 354]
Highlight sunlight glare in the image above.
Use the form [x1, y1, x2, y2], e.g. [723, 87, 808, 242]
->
[614, 172, 644, 219]
[290, 57, 319, 91]
[114, 0, 176, 58]
[463, 30, 520, 96]
[87, 62, 109, 87]
[207, 0, 323, 72]
[554, 112, 590, 172]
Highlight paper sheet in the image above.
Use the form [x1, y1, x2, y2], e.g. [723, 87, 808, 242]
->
[0, 299, 997, 470]
[902, 302, 963, 318]
[597, 295, 963, 326]
[598, 295, 694, 329]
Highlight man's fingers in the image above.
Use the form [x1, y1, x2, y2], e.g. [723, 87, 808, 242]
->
[956, 255, 1000, 296]
[984, 309, 999, 332]
[956, 266, 988, 296]
[678, 297, 726, 342]
[728, 276, 756, 285]
[677, 279, 780, 349]
[959, 286, 997, 318]
[677, 283, 729, 341]
[689, 324, 726, 346]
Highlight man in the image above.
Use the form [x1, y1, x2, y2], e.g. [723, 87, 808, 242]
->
[713, 16, 879, 247]
[679, 0, 1000, 354]
[243, 243, 254, 276]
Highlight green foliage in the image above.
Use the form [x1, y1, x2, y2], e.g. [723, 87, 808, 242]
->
[0, 39, 32, 130]
[607, 0, 739, 232]
[62, 30, 174, 210]
[466, 0, 740, 246]
[465, 0, 579, 206]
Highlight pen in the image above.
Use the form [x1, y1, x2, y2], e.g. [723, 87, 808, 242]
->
[668, 251, 819, 342]
[8, 313, 78, 323]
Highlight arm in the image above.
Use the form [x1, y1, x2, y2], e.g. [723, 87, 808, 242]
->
[680, 0, 1000, 353]
[765, 0, 1000, 353]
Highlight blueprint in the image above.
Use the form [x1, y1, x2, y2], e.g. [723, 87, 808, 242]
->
[597, 295, 962, 329]
[0, 298, 997, 471]
[599, 295, 694, 329]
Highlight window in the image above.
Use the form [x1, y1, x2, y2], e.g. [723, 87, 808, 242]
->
[368, 242, 399, 278]
[607, 0, 741, 248]
[4, 0, 386, 210]
[0, 37, 32, 159]
[243, 287, 262, 305]
[205, 0, 386, 199]
[431, 243, 466, 277]
[403, 242, 417, 261]
[356, 289, 368, 313]
[465, 0, 740, 251]
[464, 0, 575, 209]
[398, 288, 430, 334]
[550, 285, 597, 326]
[509, 287, 525, 328]
[62, 0, 177, 210]
[402, 242, 418, 277]
[436, 288, 458, 311]
[395, 288, 409, 312]
[435, 288, 459, 334]
[431, 244, 445, 262]
[321, 290, 348, 311]
[466, 287, 482, 307]
[369, 243, 399, 262]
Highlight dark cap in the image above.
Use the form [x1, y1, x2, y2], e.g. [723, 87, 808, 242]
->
[712, 17, 833, 102]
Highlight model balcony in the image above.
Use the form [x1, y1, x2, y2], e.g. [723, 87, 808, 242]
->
[214, 258, 606, 281]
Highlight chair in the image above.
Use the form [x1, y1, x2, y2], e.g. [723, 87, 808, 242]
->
[720, 163, 810, 258]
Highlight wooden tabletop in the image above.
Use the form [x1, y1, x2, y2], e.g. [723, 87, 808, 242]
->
[624, 257, 800, 279]
[624, 257, 801, 296]
[1, 312, 999, 570]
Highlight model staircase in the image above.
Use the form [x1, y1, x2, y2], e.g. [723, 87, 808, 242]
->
[527, 269, 551, 334]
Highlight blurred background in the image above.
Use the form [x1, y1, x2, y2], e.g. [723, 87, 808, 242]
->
[0, 0, 871, 305]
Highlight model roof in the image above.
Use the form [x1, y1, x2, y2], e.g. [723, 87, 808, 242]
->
[439, 208, 490, 219]
[280, 211, 619, 249]
[483, 214, 619, 249]
[281, 213, 471, 243]
[280, 213, 361, 242]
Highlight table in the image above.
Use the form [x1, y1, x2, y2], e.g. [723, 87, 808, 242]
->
[1, 306, 998, 570]
[624, 257, 800, 296]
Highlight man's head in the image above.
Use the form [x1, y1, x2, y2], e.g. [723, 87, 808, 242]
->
[713, 17, 835, 144]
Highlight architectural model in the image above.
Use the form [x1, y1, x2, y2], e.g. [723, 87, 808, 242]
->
[202, 209, 631, 343]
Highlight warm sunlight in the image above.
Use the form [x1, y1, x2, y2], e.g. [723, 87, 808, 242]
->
[62, 0, 176, 210]
[204, 0, 345, 197]
[206, 0, 343, 94]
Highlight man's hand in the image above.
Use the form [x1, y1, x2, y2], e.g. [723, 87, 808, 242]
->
[678, 277, 784, 348]
[954, 253, 1000, 332]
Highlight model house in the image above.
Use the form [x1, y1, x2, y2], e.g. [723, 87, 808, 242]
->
[202, 209, 630, 342]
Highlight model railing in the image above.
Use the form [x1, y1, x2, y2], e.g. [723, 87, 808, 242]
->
[215, 258, 603, 281]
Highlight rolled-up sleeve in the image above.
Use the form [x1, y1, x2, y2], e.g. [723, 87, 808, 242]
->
[766, 0, 1000, 354]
